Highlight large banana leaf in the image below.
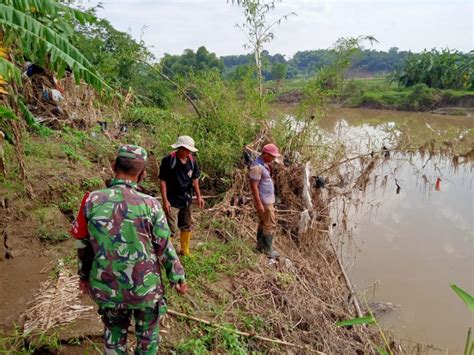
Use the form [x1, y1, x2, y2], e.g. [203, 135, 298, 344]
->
[0, 104, 18, 120]
[0, 0, 95, 25]
[0, 56, 21, 85]
[0, 4, 114, 96]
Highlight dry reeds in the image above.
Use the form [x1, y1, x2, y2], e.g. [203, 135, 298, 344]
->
[22, 260, 93, 336]
[209, 131, 386, 353]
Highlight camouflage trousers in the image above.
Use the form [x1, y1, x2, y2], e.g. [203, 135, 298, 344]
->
[98, 306, 160, 355]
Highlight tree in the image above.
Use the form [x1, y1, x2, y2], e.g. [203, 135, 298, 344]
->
[160, 47, 223, 79]
[271, 62, 287, 88]
[73, 17, 151, 88]
[72, 16, 176, 107]
[314, 36, 377, 94]
[232, 0, 295, 117]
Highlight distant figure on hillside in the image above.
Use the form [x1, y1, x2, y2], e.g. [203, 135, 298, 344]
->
[249, 143, 281, 258]
[70, 144, 188, 354]
[159, 135, 204, 256]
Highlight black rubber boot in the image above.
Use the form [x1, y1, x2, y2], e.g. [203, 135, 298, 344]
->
[262, 233, 279, 258]
[256, 228, 265, 252]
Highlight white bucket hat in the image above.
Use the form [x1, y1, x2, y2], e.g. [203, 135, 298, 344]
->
[171, 135, 198, 152]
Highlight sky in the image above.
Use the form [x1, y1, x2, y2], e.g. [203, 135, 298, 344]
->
[86, 0, 473, 59]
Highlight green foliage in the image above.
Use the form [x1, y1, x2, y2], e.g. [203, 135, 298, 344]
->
[314, 36, 378, 94]
[176, 325, 248, 354]
[161, 46, 223, 80]
[342, 82, 473, 111]
[450, 285, 474, 355]
[0, 1, 112, 95]
[18, 100, 53, 136]
[81, 176, 103, 190]
[271, 75, 328, 156]
[73, 18, 149, 86]
[0, 325, 61, 353]
[73, 17, 175, 106]
[0, 0, 113, 153]
[222, 47, 410, 80]
[125, 71, 261, 188]
[451, 284, 474, 313]
[233, 0, 294, 116]
[57, 182, 82, 215]
[60, 126, 113, 165]
[126, 106, 185, 128]
[0, 105, 17, 121]
[238, 312, 266, 333]
[405, 83, 438, 110]
[392, 49, 473, 90]
[184, 70, 260, 182]
[61, 144, 90, 166]
[335, 316, 376, 327]
[271, 62, 287, 85]
[182, 239, 245, 284]
[464, 328, 473, 355]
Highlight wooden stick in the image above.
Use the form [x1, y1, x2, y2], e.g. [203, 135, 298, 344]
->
[167, 309, 325, 353]
[326, 227, 363, 318]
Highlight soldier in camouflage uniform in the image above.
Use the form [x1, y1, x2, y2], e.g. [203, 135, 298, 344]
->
[71, 144, 187, 355]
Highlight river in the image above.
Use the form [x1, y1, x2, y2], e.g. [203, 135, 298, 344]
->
[317, 108, 473, 353]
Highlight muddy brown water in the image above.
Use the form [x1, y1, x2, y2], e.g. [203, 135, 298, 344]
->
[318, 108, 474, 353]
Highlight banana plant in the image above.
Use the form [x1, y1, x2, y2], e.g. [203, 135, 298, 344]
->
[0, 0, 113, 95]
[0, 0, 114, 195]
[394, 49, 472, 90]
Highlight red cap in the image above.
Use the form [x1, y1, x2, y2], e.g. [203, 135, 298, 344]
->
[262, 143, 281, 157]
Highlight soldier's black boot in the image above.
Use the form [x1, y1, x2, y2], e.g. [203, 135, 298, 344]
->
[262, 233, 279, 258]
[256, 228, 265, 252]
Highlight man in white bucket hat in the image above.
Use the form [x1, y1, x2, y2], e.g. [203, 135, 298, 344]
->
[159, 136, 204, 256]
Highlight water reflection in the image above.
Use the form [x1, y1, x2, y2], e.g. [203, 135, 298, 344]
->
[319, 108, 474, 353]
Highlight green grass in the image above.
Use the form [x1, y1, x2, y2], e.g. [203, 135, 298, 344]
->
[279, 77, 474, 112]
[181, 237, 257, 286]
[176, 324, 249, 354]
[0, 326, 62, 353]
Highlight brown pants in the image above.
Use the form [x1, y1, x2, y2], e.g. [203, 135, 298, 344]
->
[165, 206, 192, 237]
[258, 204, 277, 234]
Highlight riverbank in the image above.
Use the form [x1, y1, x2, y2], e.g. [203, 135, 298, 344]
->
[0, 120, 386, 353]
[2, 102, 472, 352]
[277, 78, 474, 114]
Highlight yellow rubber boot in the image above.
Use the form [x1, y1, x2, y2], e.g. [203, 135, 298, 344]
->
[179, 231, 192, 256]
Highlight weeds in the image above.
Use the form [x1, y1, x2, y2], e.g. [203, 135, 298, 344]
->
[237, 311, 266, 333]
[81, 176, 104, 190]
[180, 238, 252, 284]
[176, 325, 249, 354]
[0, 326, 61, 353]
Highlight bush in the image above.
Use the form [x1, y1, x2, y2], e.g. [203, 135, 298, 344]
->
[403, 83, 438, 110]
[341, 80, 364, 104]
[125, 71, 261, 191]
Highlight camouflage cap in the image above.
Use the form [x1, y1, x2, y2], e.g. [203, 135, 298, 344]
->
[117, 144, 148, 161]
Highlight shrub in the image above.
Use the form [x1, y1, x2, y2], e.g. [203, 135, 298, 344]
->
[403, 83, 438, 110]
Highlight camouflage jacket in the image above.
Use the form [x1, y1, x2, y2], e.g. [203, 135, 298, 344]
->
[71, 178, 185, 309]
